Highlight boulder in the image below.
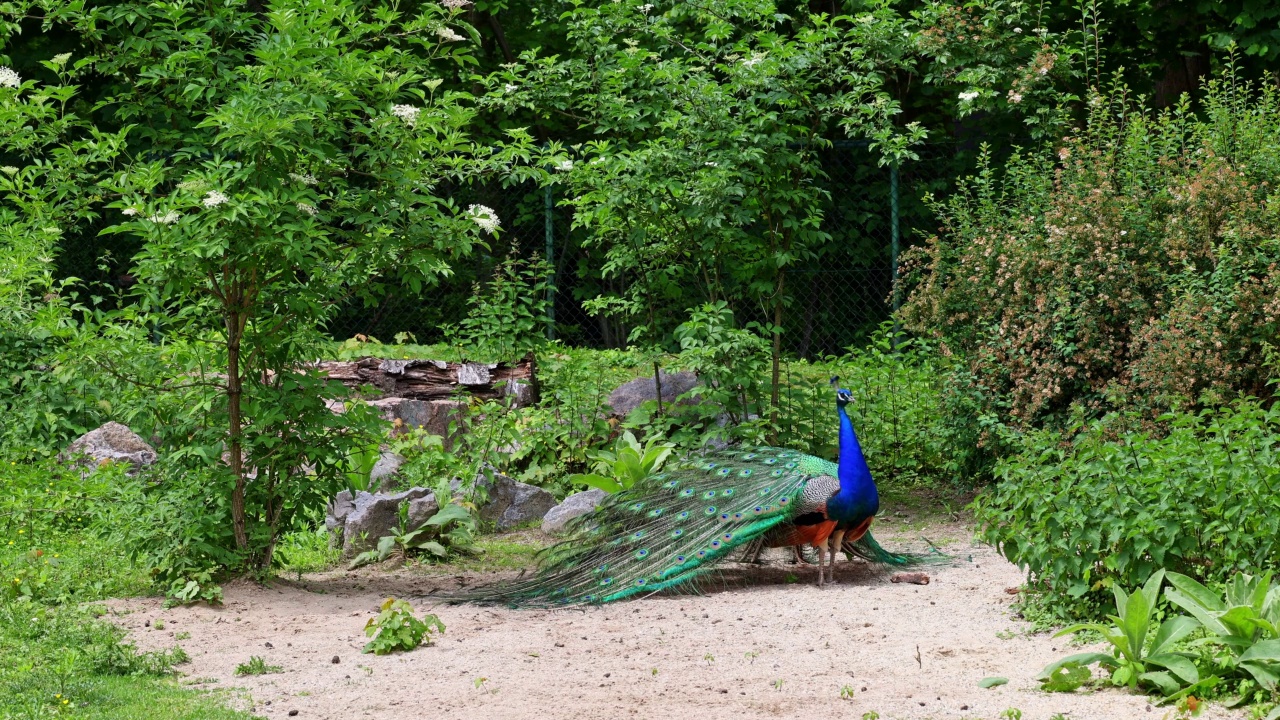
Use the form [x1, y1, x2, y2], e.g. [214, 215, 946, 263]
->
[60, 421, 158, 474]
[461, 470, 557, 531]
[340, 487, 434, 556]
[368, 397, 466, 446]
[369, 450, 406, 492]
[606, 371, 699, 417]
[406, 493, 441, 529]
[541, 489, 608, 535]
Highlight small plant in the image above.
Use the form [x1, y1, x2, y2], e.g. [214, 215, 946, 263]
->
[568, 431, 673, 494]
[234, 656, 283, 676]
[840, 685, 855, 700]
[362, 598, 445, 655]
[999, 710, 1023, 720]
[344, 442, 381, 494]
[152, 620, 164, 630]
[772, 678, 784, 691]
[704, 653, 715, 665]
[744, 650, 759, 664]
[473, 677, 488, 689]
[1041, 571, 1200, 695]
[348, 500, 477, 569]
[861, 712, 880, 720]
[175, 631, 191, 640]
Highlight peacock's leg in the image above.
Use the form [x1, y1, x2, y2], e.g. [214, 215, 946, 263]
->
[826, 529, 847, 584]
[814, 543, 827, 587]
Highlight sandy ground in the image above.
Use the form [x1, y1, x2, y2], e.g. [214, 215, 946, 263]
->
[110, 523, 1244, 720]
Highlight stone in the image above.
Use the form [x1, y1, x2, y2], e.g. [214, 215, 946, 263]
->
[367, 397, 466, 446]
[325, 489, 356, 541]
[368, 450, 405, 492]
[60, 421, 158, 474]
[406, 493, 441, 528]
[541, 489, 608, 535]
[462, 470, 557, 531]
[341, 487, 434, 556]
[606, 371, 699, 417]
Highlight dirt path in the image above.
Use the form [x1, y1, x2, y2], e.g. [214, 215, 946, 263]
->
[111, 524, 1242, 720]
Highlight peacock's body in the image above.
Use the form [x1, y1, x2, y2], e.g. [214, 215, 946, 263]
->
[451, 387, 936, 607]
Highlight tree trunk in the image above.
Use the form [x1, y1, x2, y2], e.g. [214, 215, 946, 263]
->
[226, 306, 249, 553]
[652, 361, 664, 416]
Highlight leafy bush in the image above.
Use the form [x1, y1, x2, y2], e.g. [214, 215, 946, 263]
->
[569, 431, 674, 494]
[902, 68, 1280, 428]
[362, 598, 444, 655]
[975, 399, 1280, 617]
[347, 500, 476, 569]
[445, 254, 554, 363]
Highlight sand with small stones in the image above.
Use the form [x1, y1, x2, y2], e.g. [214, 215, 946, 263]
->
[109, 523, 1244, 720]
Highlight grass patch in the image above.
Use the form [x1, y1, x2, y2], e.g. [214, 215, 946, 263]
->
[233, 656, 283, 676]
[425, 531, 547, 573]
[0, 600, 249, 720]
[274, 525, 340, 577]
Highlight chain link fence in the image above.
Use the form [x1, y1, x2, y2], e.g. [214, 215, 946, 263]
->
[321, 140, 968, 354]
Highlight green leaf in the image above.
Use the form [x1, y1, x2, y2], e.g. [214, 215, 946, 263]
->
[1166, 572, 1226, 613]
[574, 473, 623, 494]
[425, 503, 471, 527]
[1038, 653, 1119, 679]
[1040, 662, 1091, 692]
[1138, 670, 1180, 696]
[1145, 653, 1198, 685]
[978, 676, 1008, 688]
[1149, 616, 1200, 656]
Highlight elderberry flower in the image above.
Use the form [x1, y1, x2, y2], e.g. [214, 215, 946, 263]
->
[741, 53, 764, 68]
[555, 159, 573, 171]
[148, 211, 180, 224]
[1007, 91, 1023, 104]
[958, 90, 979, 102]
[391, 104, 420, 127]
[0, 166, 16, 175]
[0, 67, 19, 88]
[202, 190, 229, 208]
[436, 26, 465, 42]
[52, 53, 72, 66]
[441, 0, 472, 7]
[639, 4, 653, 13]
[466, 204, 501, 234]
[121, 208, 139, 216]
[504, 84, 518, 93]
[289, 172, 319, 186]
[297, 202, 318, 216]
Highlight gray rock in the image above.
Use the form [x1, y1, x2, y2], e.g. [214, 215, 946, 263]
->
[325, 489, 356, 547]
[541, 489, 608, 535]
[368, 397, 466, 446]
[369, 450, 406, 492]
[464, 470, 557, 531]
[341, 487, 434, 556]
[406, 493, 441, 528]
[606, 371, 699, 417]
[60, 421, 158, 474]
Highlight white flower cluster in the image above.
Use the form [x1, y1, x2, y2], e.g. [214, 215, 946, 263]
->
[202, 190, 229, 208]
[741, 53, 765, 68]
[554, 159, 573, 171]
[297, 202, 318, 216]
[121, 207, 139, 216]
[0, 67, 19, 88]
[958, 90, 979, 102]
[503, 83, 518, 93]
[289, 172, 319, 186]
[52, 53, 72, 66]
[149, 211, 180, 224]
[441, 0, 472, 7]
[392, 104, 421, 127]
[436, 26, 465, 42]
[1007, 90, 1023, 104]
[177, 179, 207, 192]
[0, 166, 17, 175]
[466, 204, 501, 234]
[639, 4, 653, 13]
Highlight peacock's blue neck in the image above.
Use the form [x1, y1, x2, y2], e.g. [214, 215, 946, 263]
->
[830, 404, 879, 522]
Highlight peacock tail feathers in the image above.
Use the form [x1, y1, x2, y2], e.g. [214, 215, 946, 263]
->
[445, 446, 834, 608]
[843, 531, 949, 568]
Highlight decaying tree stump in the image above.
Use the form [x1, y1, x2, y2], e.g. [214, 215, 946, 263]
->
[315, 352, 537, 407]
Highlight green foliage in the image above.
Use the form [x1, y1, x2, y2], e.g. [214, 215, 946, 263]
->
[347, 500, 477, 569]
[274, 523, 340, 576]
[362, 597, 444, 655]
[0, 601, 244, 719]
[344, 443, 382, 495]
[569, 431, 673, 494]
[1042, 570, 1280, 704]
[233, 656, 282, 676]
[446, 253, 554, 361]
[903, 68, 1280, 429]
[976, 400, 1280, 617]
[1042, 570, 1201, 695]
[979, 676, 1010, 688]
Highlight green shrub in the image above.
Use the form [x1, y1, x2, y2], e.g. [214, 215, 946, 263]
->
[975, 399, 1280, 618]
[362, 598, 444, 655]
[902, 68, 1280, 429]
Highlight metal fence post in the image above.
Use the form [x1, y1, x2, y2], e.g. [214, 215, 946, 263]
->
[544, 183, 556, 341]
[890, 161, 900, 349]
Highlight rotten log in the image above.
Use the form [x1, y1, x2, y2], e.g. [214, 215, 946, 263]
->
[315, 352, 538, 407]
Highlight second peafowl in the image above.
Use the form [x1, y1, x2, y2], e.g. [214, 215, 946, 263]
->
[451, 383, 938, 607]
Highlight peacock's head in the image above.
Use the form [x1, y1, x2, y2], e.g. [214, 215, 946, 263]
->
[830, 376, 853, 407]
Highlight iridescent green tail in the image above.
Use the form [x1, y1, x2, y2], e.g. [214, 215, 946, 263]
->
[843, 531, 949, 567]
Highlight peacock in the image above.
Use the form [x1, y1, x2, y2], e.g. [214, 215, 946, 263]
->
[449, 383, 938, 607]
